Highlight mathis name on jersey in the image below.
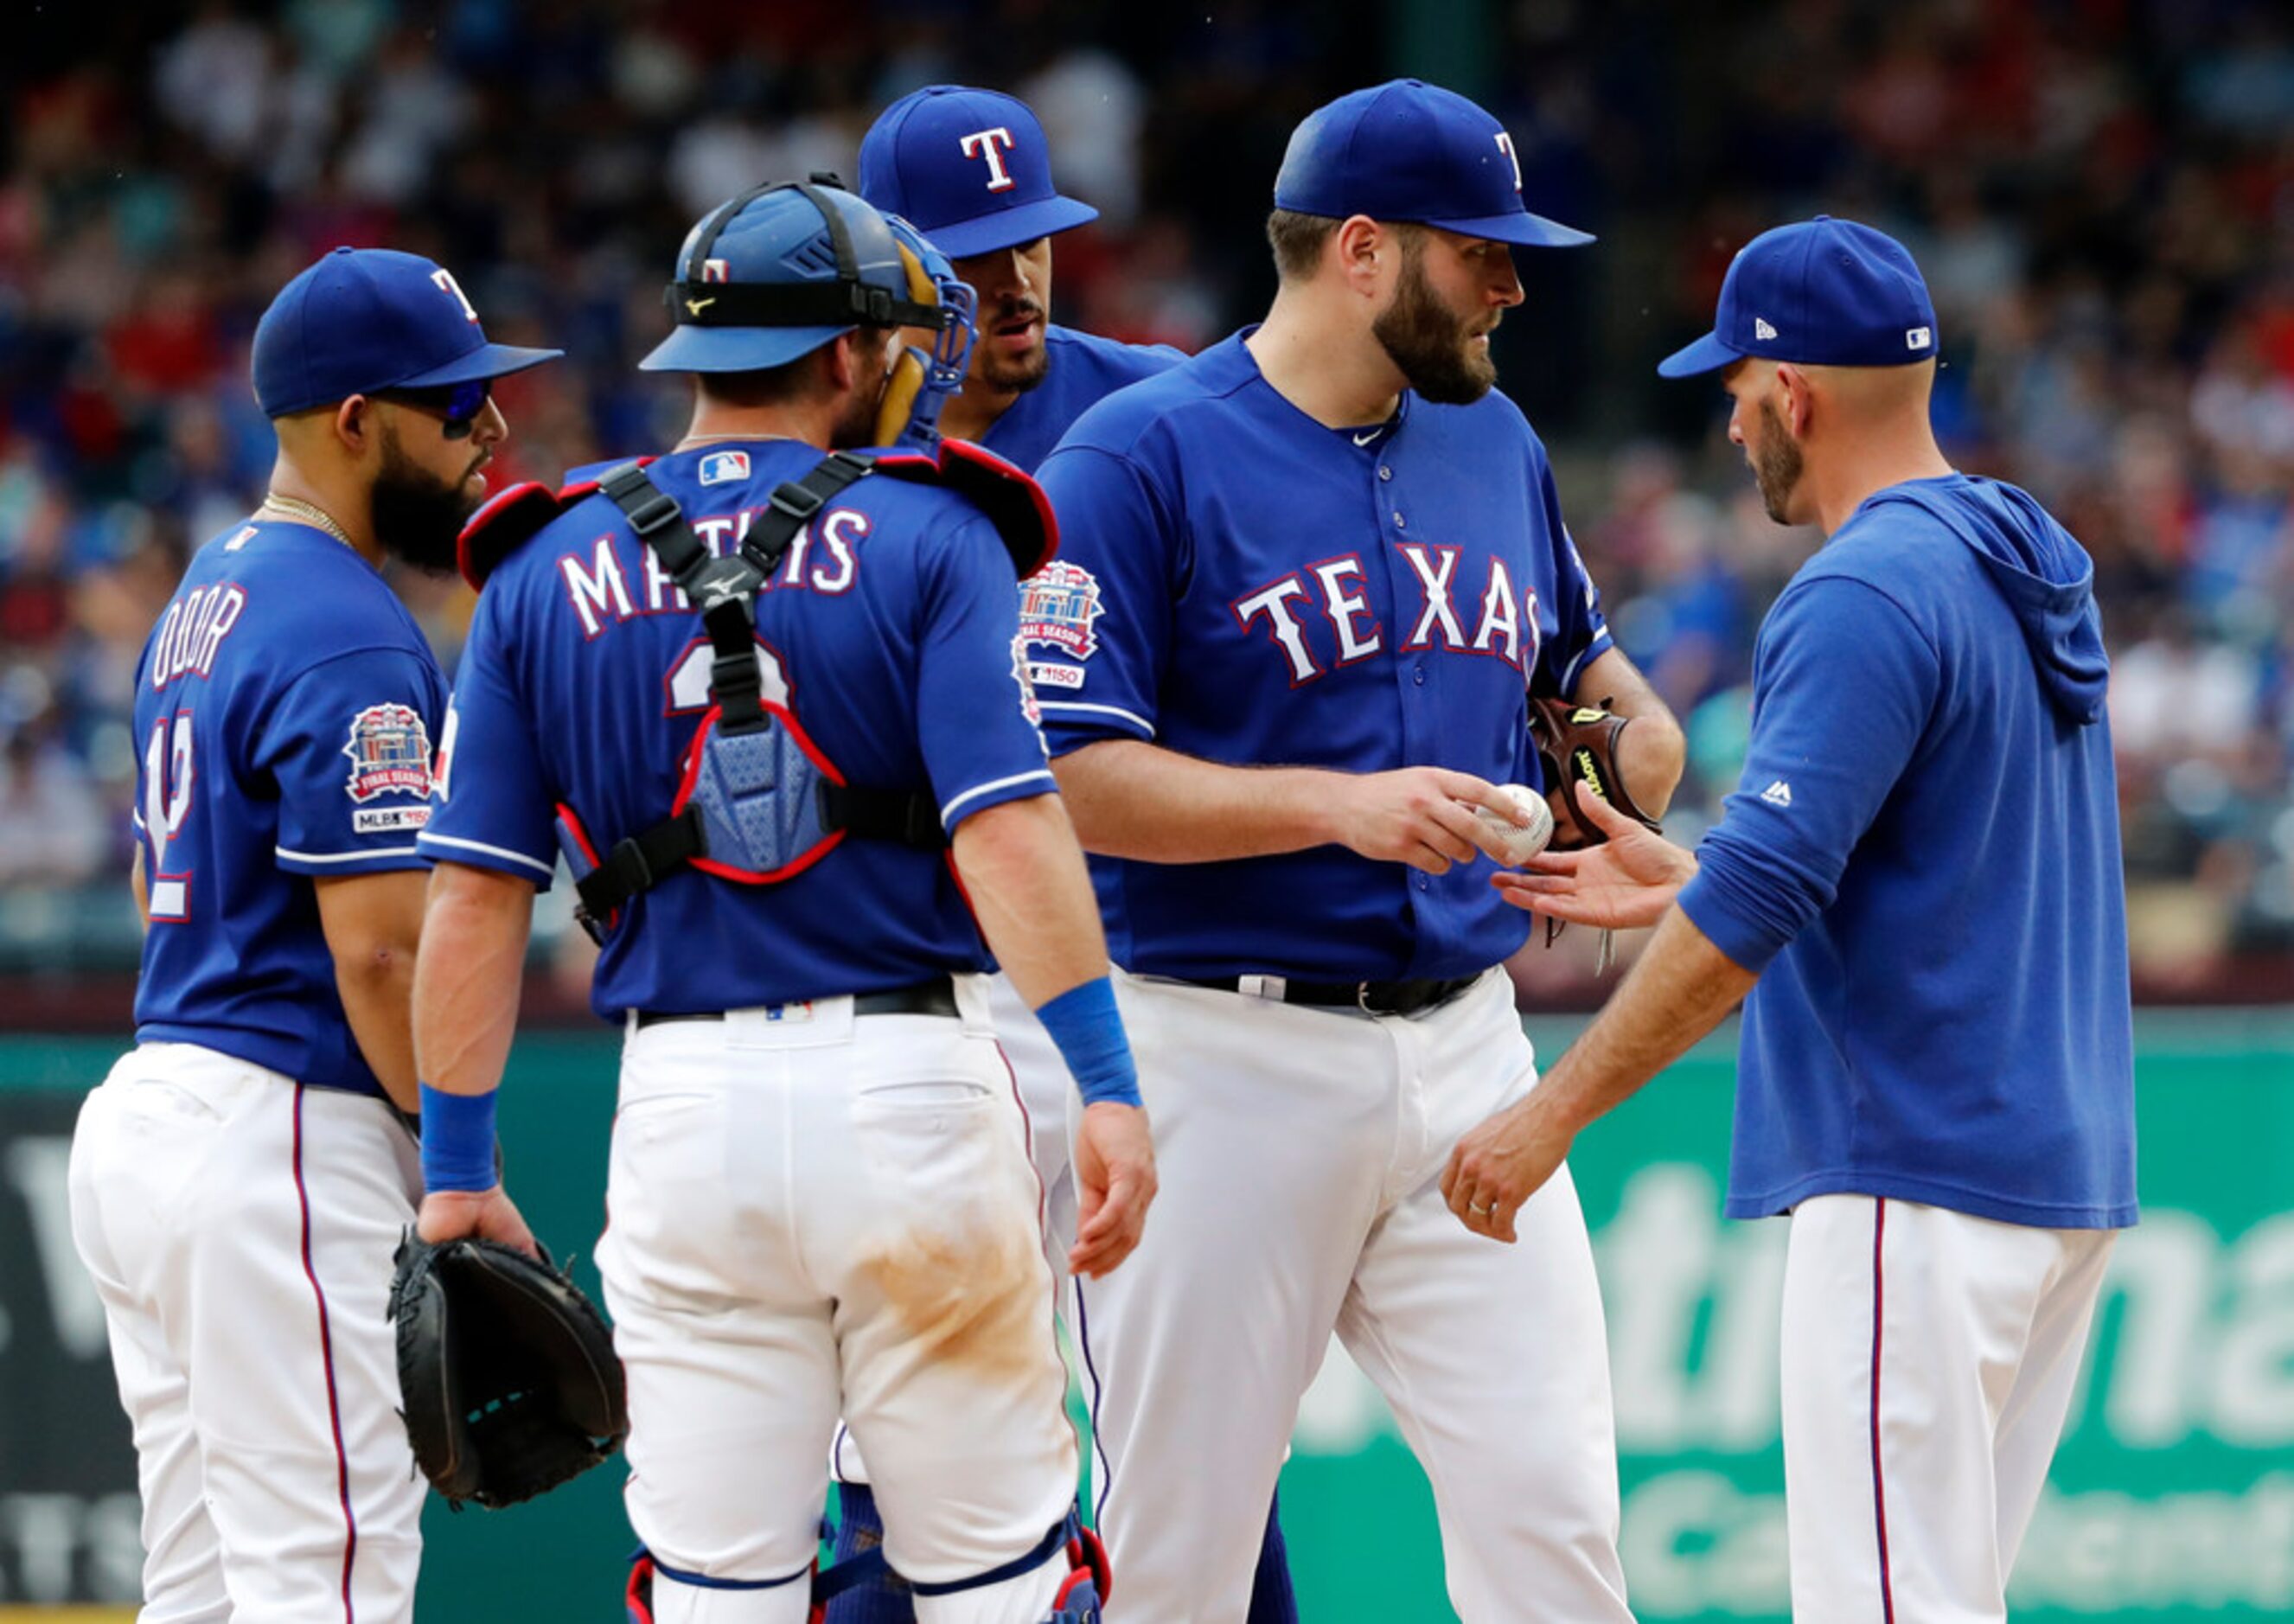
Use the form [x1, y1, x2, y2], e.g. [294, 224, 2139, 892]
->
[555, 504, 872, 638]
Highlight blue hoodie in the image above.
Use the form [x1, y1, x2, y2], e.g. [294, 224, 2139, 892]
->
[1678, 474, 2137, 1229]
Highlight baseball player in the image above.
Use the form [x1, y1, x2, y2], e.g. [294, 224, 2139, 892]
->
[410, 179, 1154, 1624]
[1446, 218, 2137, 1621]
[1028, 81, 1685, 1622]
[67, 247, 558, 1623]
[841, 87, 1308, 1624]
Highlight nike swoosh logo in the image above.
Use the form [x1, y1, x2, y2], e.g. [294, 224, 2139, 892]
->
[686, 297, 717, 315]
[1353, 429, 1380, 445]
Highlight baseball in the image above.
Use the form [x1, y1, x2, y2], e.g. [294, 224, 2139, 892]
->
[1477, 783, 1554, 867]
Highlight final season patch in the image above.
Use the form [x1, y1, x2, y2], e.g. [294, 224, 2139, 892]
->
[342, 703, 433, 802]
[1018, 561, 1105, 661]
[699, 450, 751, 486]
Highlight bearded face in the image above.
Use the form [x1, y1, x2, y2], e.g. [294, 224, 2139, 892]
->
[1748, 395, 1805, 524]
[1371, 234, 1501, 406]
[371, 420, 489, 575]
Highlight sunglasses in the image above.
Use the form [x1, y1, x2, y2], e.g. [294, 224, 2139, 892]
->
[377, 378, 491, 439]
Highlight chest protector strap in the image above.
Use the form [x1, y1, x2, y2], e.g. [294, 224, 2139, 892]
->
[566, 457, 943, 937]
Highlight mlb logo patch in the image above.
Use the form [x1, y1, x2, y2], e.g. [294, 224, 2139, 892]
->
[699, 450, 751, 487]
[701, 259, 731, 284]
[1018, 561, 1106, 661]
[342, 703, 433, 802]
[1906, 325, 1933, 350]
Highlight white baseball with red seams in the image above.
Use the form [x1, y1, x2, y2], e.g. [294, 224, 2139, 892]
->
[1475, 783, 1554, 866]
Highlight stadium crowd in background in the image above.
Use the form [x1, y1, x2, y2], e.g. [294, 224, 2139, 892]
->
[1, 0, 2288, 992]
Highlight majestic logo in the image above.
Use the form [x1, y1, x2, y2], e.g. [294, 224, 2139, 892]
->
[1754, 317, 1779, 342]
[1760, 779, 1793, 809]
[1907, 325, 1933, 351]
[958, 126, 1019, 191]
[342, 703, 433, 802]
[1493, 131, 1523, 192]
[699, 450, 751, 486]
[1018, 561, 1106, 661]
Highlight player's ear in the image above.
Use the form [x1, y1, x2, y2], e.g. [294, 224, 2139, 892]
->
[821, 331, 859, 396]
[334, 395, 374, 458]
[1336, 215, 1385, 297]
[1774, 363, 1813, 439]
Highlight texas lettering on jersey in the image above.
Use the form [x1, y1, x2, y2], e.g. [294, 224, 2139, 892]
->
[1226, 546, 1544, 684]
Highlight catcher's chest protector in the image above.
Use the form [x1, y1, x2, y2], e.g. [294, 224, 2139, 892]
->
[456, 441, 1056, 941]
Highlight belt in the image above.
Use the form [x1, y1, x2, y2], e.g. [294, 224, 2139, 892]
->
[632, 977, 959, 1029]
[1180, 973, 1481, 1018]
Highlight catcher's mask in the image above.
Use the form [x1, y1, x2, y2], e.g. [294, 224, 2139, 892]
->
[876, 211, 978, 449]
[642, 174, 974, 449]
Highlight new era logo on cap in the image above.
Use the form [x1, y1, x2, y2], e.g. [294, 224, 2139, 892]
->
[1755, 317, 1779, 341]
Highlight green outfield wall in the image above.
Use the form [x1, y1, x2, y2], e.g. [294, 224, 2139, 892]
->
[3, 1013, 2288, 1620]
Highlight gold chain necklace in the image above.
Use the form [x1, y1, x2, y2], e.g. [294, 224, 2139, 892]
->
[259, 492, 357, 551]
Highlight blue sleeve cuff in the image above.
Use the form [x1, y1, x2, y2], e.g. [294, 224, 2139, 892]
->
[1035, 976, 1142, 1107]
[419, 1084, 500, 1193]
[1677, 822, 1834, 974]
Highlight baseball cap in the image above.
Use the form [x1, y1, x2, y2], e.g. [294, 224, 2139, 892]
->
[858, 86, 1099, 259]
[251, 247, 561, 418]
[1657, 216, 1939, 377]
[1273, 80, 1592, 249]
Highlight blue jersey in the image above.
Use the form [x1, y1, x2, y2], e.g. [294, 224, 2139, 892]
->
[978, 325, 1185, 472]
[131, 520, 448, 1097]
[1678, 475, 2137, 1229]
[1031, 330, 1613, 982]
[419, 442, 1056, 1020]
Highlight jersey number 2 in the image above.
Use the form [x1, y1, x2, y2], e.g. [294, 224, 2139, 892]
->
[144, 713, 195, 921]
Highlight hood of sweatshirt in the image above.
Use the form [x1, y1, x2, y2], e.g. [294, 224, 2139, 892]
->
[1865, 474, 2109, 724]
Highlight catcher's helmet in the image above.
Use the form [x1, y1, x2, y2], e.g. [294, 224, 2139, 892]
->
[642, 176, 948, 375]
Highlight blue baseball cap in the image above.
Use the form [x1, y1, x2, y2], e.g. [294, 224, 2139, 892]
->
[858, 86, 1099, 259]
[1658, 216, 1939, 377]
[251, 247, 560, 417]
[1273, 80, 1592, 249]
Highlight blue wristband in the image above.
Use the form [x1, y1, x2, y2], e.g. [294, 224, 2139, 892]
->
[419, 1084, 500, 1194]
[1036, 977, 1142, 1108]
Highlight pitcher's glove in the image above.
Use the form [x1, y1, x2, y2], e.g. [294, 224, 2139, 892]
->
[389, 1234, 628, 1510]
[1528, 695, 1662, 849]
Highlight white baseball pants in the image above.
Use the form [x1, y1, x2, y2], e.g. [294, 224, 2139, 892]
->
[834, 971, 1077, 1491]
[599, 981, 1079, 1623]
[67, 1043, 424, 1624]
[1074, 969, 1633, 1624]
[1780, 1194, 2116, 1623]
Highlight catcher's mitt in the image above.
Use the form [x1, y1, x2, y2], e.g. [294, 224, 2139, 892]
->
[1528, 695, 1662, 850]
[389, 1234, 628, 1510]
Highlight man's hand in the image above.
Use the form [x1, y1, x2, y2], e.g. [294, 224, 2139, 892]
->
[417, 1185, 540, 1257]
[1329, 767, 1537, 875]
[1494, 783, 1698, 929]
[1441, 1091, 1575, 1244]
[1070, 1102, 1157, 1279]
